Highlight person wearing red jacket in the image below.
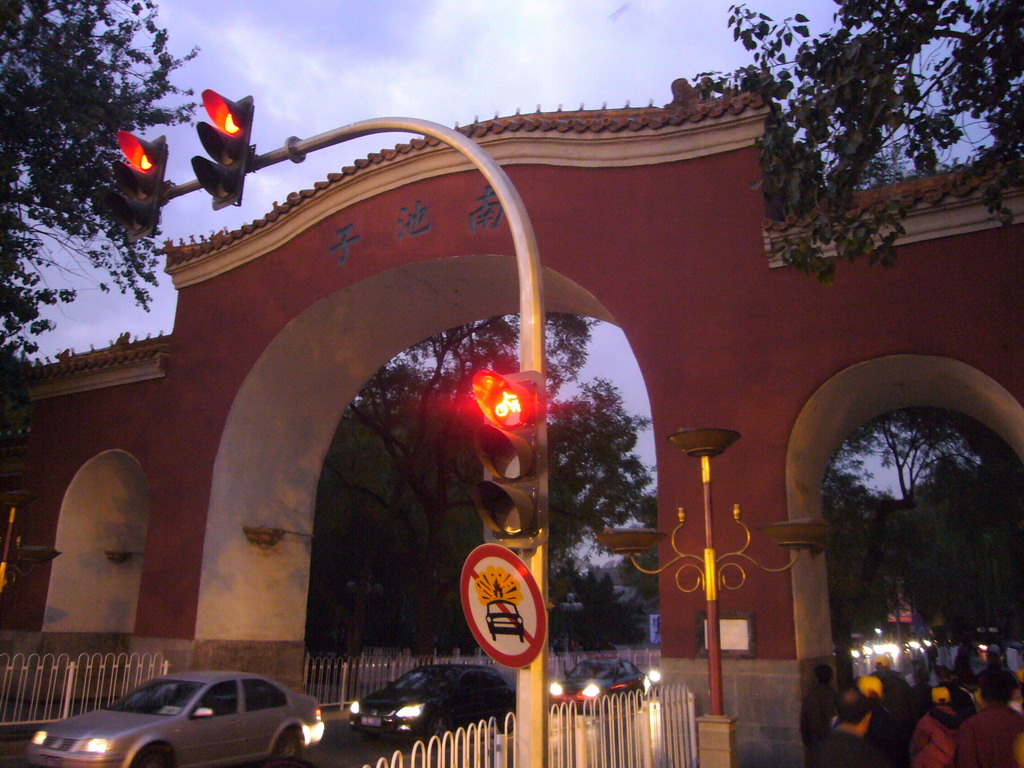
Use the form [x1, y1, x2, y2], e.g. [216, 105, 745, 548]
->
[911, 686, 959, 768]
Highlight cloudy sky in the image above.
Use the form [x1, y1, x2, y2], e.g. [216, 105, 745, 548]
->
[39, 0, 839, 464]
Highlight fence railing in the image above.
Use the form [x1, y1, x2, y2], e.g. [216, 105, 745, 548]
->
[361, 684, 696, 768]
[0, 652, 169, 726]
[304, 648, 661, 708]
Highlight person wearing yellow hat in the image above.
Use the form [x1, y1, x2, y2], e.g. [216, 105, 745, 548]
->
[857, 675, 911, 768]
[909, 686, 958, 768]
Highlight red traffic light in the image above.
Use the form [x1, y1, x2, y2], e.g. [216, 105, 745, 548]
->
[202, 89, 245, 136]
[106, 132, 168, 241]
[192, 90, 254, 210]
[472, 370, 536, 430]
[117, 131, 158, 173]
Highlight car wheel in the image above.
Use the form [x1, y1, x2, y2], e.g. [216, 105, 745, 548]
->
[429, 714, 451, 738]
[271, 728, 304, 759]
[130, 746, 173, 768]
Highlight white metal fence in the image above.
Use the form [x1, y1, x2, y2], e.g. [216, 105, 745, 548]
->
[360, 685, 697, 768]
[304, 649, 661, 709]
[0, 652, 169, 726]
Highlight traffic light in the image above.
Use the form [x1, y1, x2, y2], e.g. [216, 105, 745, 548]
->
[105, 131, 168, 241]
[471, 369, 547, 546]
[191, 89, 255, 210]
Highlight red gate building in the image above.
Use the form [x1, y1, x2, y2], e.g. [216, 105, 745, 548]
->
[4, 88, 1023, 765]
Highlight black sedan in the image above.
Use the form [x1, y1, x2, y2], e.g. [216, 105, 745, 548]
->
[349, 664, 515, 739]
[549, 657, 655, 704]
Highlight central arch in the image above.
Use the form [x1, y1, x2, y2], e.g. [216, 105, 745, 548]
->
[193, 253, 618, 652]
[785, 354, 1024, 660]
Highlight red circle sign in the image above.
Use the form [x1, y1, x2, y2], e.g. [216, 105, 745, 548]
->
[460, 544, 547, 668]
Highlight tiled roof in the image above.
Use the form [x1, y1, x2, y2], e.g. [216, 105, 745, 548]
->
[762, 168, 1000, 233]
[25, 332, 171, 384]
[163, 87, 766, 268]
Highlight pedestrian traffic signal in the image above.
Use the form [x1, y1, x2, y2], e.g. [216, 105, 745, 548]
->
[105, 131, 168, 241]
[191, 89, 255, 210]
[471, 369, 547, 546]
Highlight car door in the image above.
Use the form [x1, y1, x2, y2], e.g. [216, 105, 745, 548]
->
[438, 670, 477, 727]
[477, 670, 514, 722]
[238, 678, 290, 758]
[177, 679, 243, 768]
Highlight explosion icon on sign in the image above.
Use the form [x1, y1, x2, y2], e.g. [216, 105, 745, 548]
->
[475, 565, 526, 643]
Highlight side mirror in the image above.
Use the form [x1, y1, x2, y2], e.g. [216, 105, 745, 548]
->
[192, 707, 215, 719]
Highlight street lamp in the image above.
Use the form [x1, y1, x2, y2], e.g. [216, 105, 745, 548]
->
[597, 428, 828, 767]
[0, 491, 61, 622]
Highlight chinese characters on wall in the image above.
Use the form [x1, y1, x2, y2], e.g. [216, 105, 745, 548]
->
[328, 185, 505, 267]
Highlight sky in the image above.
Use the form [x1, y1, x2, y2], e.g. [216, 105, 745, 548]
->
[37, 0, 841, 467]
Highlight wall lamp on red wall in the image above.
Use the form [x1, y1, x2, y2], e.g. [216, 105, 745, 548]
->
[242, 526, 312, 550]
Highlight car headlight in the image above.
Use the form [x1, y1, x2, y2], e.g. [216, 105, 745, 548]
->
[549, 682, 564, 697]
[395, 704, 423, 719]
[648, 669, 662, 683]
[350, 701, 360, 715]
[31, 731, 47, 746]
[81, 739, 109, 754]
[581, 683, 601, 698]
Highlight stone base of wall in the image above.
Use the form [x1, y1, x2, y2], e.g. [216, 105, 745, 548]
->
[191, 639, 306, 692]
[0, 630, 132, 657]
[660, 657, 806, 768]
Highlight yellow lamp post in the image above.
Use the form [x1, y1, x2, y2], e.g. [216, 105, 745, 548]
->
[598, 428, 829, 768]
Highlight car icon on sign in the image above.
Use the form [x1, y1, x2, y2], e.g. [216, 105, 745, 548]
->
[485, 599, 525, 642]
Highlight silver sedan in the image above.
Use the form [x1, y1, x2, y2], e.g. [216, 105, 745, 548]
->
[24, 671, 324, 768]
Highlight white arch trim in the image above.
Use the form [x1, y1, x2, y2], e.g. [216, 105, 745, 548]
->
[786, 354, 1024, 659]
[194, 253, 617, 641]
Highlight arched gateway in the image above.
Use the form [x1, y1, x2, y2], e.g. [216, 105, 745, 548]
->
[6, 90, 1023, 765]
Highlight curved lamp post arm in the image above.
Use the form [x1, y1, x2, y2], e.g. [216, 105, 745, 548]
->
[170, 117, 545, 372]
[717, 505, 800, 575]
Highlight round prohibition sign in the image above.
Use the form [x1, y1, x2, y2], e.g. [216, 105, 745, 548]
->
[460, 543, 547, 668]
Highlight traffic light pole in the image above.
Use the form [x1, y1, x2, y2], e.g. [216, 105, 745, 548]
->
[168, 117, 549, 766]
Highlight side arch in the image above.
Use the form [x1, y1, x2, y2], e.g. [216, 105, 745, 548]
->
[44, 450, 150, 633]
[194, 253, 618, 643]
[786, 354, 1024, 659]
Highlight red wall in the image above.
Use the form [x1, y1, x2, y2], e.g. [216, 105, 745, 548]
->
[17, 142, 1024, 659]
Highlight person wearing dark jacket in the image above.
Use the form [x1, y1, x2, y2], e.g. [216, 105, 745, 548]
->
[801, 664, 840, 766]
[810, 687, 892, 768]
[860, 674, 911, 768]
[936, 665, 977, 723]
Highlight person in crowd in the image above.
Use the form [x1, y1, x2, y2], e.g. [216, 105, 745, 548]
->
[810, 686, 892, 768]
[955, 673, 1024, 768]
[976, 646, 1019, 698]
[910, 686, 959, 768]
[860, 674, 911, 768]
[936, 665, 977, 722]
[876, 655, 919, 731]
[801, 663, 840, 765]
[955, 639, 979, 689]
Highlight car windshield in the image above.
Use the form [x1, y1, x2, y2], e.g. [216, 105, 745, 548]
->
[106, 679, 204, 715]
[567, 661, 619, 680]
[392, 667, 461, 692]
